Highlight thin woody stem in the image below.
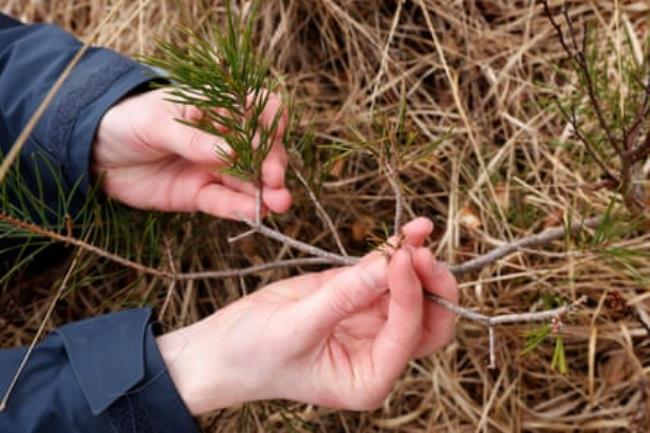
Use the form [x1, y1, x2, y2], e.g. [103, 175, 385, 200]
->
[0, 213, 340, 280]
[293, 167, 348, 256]
[422, 291, 585, 327]
[1, 210, 593, 339]
[449, 216, 601, 276]
[174, 257, 338, 280]
[239, 215, 357, 266]
[542, 0, 622, 157]
[255, 188, 262, 225]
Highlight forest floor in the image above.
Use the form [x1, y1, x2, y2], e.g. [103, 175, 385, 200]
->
[1, 1, 650, 432]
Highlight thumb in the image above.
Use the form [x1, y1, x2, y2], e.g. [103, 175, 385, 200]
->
[145, 92, 233, 166]
[297, 253, 389, 336]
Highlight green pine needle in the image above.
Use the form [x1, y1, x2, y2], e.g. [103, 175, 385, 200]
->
[143, 1, 280, 182]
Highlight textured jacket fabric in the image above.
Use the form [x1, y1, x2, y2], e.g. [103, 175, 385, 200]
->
[0, 14, 200, 433]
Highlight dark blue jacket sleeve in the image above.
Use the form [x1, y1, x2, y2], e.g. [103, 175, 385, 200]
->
[0, 15, 200, 433]
[0, 309, 199, 433]
[0, 13, 153, 217]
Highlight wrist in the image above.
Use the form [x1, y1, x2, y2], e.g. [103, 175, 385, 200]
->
[155, 312, 265, 415]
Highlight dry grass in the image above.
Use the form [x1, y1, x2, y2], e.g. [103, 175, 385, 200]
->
[1, 0, 650, 432]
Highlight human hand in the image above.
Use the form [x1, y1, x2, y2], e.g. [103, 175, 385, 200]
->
[92, 88, 291, 220]
[157, 217, 458, 415]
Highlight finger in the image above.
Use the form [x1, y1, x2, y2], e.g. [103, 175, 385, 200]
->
[255, 93, 289, 190]
[196, 183, 268, 221]
[219, 175, 257, 196]
[401, 217, 433, 248]
[261, 141, 288, 189]
[412, 248, 458, 358]
[257, 92, 288, 139]
[148, 101, 233, 166]
[262, 187, 292, 214]
[219, 175, 292, 214]
[371, 249, 423, 382]
[297, 252, 389, 335]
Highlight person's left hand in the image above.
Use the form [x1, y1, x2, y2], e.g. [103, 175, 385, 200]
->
[92, 88, 291, 220]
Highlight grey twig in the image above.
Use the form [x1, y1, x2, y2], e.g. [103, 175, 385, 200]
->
[426, 291, 585, 369]
[293, 168, 348, 256]
[239, 216, 357, 266]
[174, 257, 338, 280]
[448, 216, 601, 276]
[423, 292, 586, 327]
[0, 213, 345, 280]
[228, 229, 256, 243]
[1, 208, 594, 370]
[254, 188, 263, 225]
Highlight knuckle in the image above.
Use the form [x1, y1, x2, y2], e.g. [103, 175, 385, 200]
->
[328, 287, 358, 317]
[187, 129, 206, 153]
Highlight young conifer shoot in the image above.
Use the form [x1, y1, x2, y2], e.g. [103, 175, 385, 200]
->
[143, 2, 281, 183]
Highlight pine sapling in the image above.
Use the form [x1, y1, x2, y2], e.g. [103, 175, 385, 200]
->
[143, 2, 282, 184]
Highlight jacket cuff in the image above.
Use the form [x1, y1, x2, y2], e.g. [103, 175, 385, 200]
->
[45, 47, 157, 195]
[0, 13, 21, 29]
[56, 308, 199, 433]
[138, 321, 201, 433]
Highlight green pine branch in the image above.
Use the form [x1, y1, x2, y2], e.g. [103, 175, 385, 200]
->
[143, 2, 281, 182]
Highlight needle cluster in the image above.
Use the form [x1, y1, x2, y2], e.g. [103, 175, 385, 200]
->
[143, 2, 281, 182]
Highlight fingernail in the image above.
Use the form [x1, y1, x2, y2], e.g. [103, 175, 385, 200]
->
[358, 257, 387, 290]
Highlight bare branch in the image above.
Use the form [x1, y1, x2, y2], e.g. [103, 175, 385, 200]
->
[449, 216, 601, 276]
[2, 209, 593, 368]
[239, 216, 357, 266]
[554, 99, 620, 182]
[255, 188, 262, 225]
[228, 229, 256, 243]
[424, 291, 585, 369]
[544, 0, 623, 157]
[2, 212, 603, 282]
[0, 213, 343, 280]
[623, 75, 650, 152]
[423, 291, 586, 327]
[174, 258, 340, 280]
[0, 212, 171, 278]
[293, 168, 348, 256]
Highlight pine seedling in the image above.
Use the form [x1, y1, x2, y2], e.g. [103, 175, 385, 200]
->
[143, 2, 282, 182]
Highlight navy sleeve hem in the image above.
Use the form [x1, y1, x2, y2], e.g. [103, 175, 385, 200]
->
[62, 54, 157, 195]
[0, 22, 159, 221]
[0, 309, 200, 433]
[136, 324, 201, 433]
[57, 309, 199, 433]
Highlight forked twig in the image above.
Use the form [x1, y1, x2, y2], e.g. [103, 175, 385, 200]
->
[3, 205, 594, 370]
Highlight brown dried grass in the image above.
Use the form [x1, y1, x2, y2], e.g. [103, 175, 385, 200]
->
[1, 0, 650, 432]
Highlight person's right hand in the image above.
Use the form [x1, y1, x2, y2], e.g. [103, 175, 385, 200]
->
[157, 217, 459, 415]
